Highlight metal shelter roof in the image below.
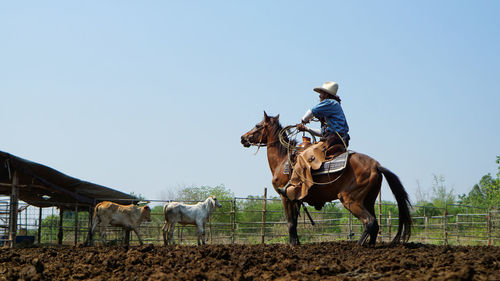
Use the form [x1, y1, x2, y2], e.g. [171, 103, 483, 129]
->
[0, 150, 138, 209]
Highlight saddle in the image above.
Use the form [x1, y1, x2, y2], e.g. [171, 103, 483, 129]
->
[284, 144, 352, 176]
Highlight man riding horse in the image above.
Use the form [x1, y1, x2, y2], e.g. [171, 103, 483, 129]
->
[277, 81, 350, 201]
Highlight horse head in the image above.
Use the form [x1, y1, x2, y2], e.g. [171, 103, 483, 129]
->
[241, 111, 280, 147]
[209, 195, 222, 208]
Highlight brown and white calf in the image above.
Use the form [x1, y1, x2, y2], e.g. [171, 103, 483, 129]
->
[89, 201, 151, 245]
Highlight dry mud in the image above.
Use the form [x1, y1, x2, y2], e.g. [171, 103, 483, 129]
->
[0, 241, 499, 280]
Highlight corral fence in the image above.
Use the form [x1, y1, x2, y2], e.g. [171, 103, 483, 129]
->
[1, 190, 498, 246]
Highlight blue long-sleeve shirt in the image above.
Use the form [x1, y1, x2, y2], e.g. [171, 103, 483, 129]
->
[311, 99, 349, 137]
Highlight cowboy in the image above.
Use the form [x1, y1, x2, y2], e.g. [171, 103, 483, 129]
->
[277, 81, 350, 200]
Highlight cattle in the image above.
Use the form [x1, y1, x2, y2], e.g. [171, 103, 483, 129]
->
[162, 195, 222, 245]
[89, 201, 151, 246]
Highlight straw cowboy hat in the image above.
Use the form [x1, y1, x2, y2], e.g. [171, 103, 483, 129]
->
[313, 81, 339, 96]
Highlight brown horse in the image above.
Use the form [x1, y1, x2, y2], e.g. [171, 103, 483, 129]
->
[241, 112, 412, 245]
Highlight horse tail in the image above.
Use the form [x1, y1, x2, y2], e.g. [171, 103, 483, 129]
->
[378, 166, 412, 244]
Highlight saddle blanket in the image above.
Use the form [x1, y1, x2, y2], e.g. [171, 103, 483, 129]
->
[284, 151, 351, 175]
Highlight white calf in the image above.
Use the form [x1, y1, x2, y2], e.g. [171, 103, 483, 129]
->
[162, 195, 222, 245]
[90, 201, 151, 245]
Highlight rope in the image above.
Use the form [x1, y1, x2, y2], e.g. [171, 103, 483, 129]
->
[279, 125, 348, 186]
[278, 125, 308, 168]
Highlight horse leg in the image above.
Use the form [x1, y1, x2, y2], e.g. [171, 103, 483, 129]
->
[365, 202, 380, 245]
[338, 193, 376, 246]
[364, 173, 382, 245]
[281, 197, 300, 245]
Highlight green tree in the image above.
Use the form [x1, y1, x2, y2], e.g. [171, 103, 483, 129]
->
[39, 211, 91, 243]
[459, 156, 500, 209]
[413, 202, 443, 217]
[430, 174, 456, 208]
[175, 184, 233, 202]
[173, 184, 234, 224]
[411, 175, 456, 216]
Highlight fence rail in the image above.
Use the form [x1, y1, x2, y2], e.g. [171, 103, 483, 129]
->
[0, 195, 498, 246]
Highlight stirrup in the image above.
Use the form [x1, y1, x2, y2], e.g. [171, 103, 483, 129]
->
[277, 182, 291, 199]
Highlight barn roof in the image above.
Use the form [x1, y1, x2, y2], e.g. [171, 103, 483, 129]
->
[0, 150, 138, 209]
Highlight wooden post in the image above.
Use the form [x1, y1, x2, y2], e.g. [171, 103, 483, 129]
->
[8, 171, 19, 248]
[443, 208, 448, 245]
[209, 219, 213, 244]
[58, 207, 64, 245]
[261, 188, 267, 244]
[424, 216, 428, 243]
[74, 205, 79, 245]
[230, 198, 235, 244]
[88, 206, 94, 246]
[378, 190, 382, 241]
[456, 215, 459, 245]
[487, 209, 492, 246]
[348, 203, 353, 241]
[178, 224, 183, 243]
[37, 207, 42, 244]
[387, 210, 392, 242]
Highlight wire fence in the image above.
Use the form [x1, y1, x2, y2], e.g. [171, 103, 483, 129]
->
[1, 196, 498, 246]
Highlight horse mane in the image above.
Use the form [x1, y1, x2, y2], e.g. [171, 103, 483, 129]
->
[269, 117, 296, 157]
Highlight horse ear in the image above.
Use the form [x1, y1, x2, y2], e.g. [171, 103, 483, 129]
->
[275, 114, 280, 120]
[264, 111, 270, 121]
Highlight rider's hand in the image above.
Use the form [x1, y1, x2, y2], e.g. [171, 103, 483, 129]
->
[296, 123, 307, 132]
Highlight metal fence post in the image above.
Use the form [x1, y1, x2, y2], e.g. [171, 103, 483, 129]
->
[443, 208, 448, 245]
[58, 207, 64, 245]
[8, 170, 19, 248]
[387, 210, 392, 242]
[487, 209, 492, 246]
[424, 215, 428, 243]
[378, 191, 382, 242]
[230, 198, 235, 244]
[88, 205, 94, 246]
[178, 224, 183, 243]
[74, 204, 79, 245]
[38, 207, 42, 244]
[209, 219, 213, 244]
[261, 188, 267, 244]
[348, 203, 353, 241]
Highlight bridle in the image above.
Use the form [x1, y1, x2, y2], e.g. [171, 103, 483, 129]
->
[244, 124, 280, 155]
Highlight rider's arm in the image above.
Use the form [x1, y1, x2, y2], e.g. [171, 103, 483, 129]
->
[307, 127, 322, 137]
[300, 109, 321, 136]
[298, 123, 322, 136]
[301, 109, 314, 124]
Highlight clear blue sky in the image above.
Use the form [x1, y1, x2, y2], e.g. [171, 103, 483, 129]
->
[2, 1, 499, 202]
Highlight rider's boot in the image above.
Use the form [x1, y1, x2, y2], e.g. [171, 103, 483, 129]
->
[277, 182, 290, 198]
[277, 182, 301, 201]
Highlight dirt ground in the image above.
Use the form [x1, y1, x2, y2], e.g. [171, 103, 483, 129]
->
[0, 241, 499, 281]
